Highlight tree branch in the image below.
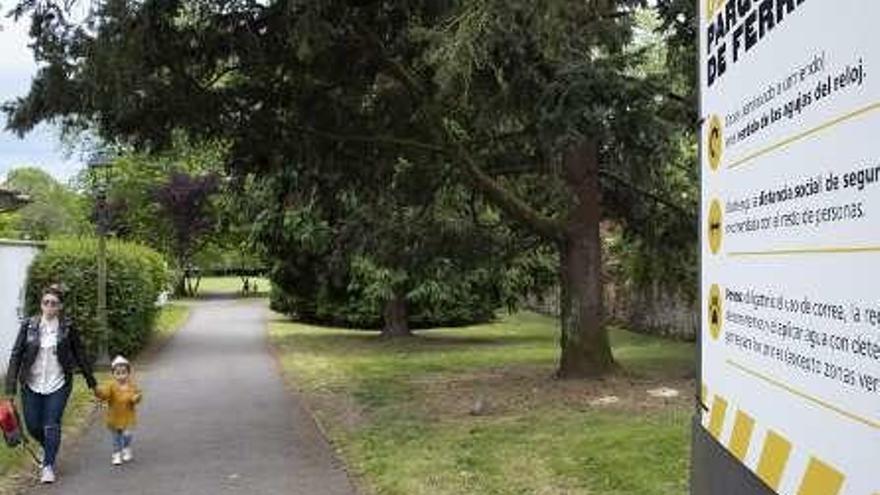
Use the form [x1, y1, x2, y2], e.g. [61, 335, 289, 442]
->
[352, 18, 426, 97]
[291, 123, 563, 242]
[619, 74, 694, 113]
[198, 65, 241, 90]
[599, 169, 696, 221]
[452, 142, 564, 242]
[292, 125, 446, 154]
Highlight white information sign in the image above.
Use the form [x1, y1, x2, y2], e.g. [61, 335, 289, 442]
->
[700, 1, 880, 494]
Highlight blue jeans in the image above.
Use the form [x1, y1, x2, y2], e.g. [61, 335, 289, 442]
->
[111, 429, 132, 453]
[21, 383, 72, 468]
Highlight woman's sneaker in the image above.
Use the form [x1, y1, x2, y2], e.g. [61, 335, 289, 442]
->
[40, 466, 55, 483]
[111, 452, 123, 465]
[122, 447, 133, 462]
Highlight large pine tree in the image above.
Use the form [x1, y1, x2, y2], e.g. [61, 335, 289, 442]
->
[4, 0, 694, 377]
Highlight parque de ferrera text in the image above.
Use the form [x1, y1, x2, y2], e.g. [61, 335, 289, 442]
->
[707, 0, 807, 87]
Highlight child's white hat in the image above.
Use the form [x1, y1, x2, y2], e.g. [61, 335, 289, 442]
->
[111, 355, 131, 369]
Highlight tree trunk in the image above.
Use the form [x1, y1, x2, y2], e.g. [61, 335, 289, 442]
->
[452, 136, 614, 377]
[175, 276, 187, 298]
[557, 141, 615, 378]
[381, 290, 412, 338]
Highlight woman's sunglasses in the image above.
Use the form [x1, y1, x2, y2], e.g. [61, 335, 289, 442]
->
[41, 299, 60, 308]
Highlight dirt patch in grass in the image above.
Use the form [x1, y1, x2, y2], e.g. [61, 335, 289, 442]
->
[412, 366, 693, 419]
[308, 388, 368, 432]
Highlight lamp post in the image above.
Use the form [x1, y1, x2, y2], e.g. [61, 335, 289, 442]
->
[88, 152, 113, 367]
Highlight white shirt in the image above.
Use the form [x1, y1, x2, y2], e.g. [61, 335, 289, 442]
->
[27, 317, 66, 395]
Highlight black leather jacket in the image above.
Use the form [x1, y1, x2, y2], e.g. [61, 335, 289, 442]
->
[5, 316, 97, 395]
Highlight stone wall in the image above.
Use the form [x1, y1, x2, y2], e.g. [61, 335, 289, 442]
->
[607, 280, 697, 340]
[526, 280, 698, 341]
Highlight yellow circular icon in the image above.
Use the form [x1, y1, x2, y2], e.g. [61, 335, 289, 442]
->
[708, 284, 722, 340]
[707, 115, 723, 171]
[707, 199, 723, 255]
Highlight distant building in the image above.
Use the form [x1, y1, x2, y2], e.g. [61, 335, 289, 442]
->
[0, 187, 30, 212]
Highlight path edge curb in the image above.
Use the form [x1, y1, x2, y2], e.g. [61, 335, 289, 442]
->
[264, 311, 363, 495]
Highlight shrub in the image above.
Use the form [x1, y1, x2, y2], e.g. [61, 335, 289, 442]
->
[25, 237, 171, 361]
[268, 251, 555, 330]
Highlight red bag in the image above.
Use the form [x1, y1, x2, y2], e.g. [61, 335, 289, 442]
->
[0, 399, 23, 447]
[0, 399, 40, 465]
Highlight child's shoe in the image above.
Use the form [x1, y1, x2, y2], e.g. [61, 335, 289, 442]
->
[111, 452, 123, 465]
[122, 447, 133, 462]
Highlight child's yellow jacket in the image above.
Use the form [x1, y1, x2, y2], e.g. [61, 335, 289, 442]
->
[95, 381, 142, 430]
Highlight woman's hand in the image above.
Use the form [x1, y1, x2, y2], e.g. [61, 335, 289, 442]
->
[93, 384, 110, 401]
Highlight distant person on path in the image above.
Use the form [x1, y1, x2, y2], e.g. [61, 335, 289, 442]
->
[95, 355, 142, 466]
[5, 284, 97, 484]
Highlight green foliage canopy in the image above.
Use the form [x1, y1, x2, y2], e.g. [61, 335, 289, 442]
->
[1, 167, 88, 240]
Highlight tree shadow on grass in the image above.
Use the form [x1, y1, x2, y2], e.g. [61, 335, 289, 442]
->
[270, 329, 553, 356]
[268, 314, 695, 380]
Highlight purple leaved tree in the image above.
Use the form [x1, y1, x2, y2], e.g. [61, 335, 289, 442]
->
[153, 172, 221, 296]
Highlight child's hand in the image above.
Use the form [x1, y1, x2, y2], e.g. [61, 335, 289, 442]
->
[93, 384, 110, 401]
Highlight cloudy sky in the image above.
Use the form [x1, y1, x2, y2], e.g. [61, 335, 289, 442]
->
[0, 16, 84, 184]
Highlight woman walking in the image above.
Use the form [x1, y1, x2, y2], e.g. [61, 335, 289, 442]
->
[5, 284, 97, 483]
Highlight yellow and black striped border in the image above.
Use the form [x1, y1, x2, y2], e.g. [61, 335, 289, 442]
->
[700, 385, 863, 495]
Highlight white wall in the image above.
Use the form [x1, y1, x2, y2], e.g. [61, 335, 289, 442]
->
[0, 241, 41, 375]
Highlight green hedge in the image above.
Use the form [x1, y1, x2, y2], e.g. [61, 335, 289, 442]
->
[25, 238, 171, 361]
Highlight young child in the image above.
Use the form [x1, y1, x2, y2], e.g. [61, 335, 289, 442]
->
[95, 356, 142, 465]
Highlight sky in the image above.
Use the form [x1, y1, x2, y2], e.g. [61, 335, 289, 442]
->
[0, 16, 84, 185]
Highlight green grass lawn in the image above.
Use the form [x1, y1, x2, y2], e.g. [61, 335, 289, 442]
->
[153, 303, 191, 342]
[196, 276, 269, 296]
[270, 311, 696, 495]
[0, 303, 191, 492]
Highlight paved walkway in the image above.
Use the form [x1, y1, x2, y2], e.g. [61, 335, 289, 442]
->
[31, 300, 355, 494]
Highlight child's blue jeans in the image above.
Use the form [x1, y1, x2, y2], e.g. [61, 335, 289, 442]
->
[111, 429, 132, 453]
